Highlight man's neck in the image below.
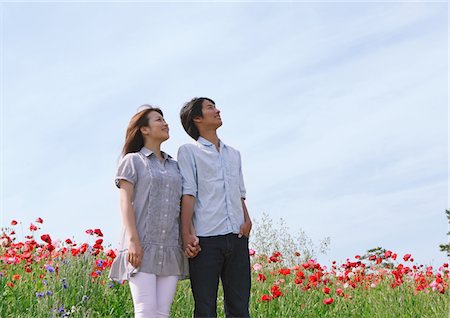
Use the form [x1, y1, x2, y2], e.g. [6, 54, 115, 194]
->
[200, 131, 220, 151]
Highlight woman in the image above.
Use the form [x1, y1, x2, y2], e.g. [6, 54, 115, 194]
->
[109, 105, 188, 318]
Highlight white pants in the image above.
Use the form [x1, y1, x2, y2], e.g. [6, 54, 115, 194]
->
[129, 272, 178, 318]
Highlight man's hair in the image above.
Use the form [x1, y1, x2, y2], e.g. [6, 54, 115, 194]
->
[180, 97, 215, 140]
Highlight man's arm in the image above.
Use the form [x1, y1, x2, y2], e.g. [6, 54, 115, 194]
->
[239, 198, 252, 238]
[181, 194, 201, 257]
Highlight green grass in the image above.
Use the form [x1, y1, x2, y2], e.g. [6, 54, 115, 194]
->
[1, 251, 448, 318]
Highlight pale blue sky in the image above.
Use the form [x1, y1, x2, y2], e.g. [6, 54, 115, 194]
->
[1, 2, 448, 266]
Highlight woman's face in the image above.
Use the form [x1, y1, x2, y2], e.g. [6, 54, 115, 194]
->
[142, 110, 169, 142]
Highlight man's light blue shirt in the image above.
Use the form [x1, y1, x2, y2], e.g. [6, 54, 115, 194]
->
[177, 137, 246, 237]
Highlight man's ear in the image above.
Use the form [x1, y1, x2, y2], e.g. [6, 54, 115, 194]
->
[193, 116, 202, 124]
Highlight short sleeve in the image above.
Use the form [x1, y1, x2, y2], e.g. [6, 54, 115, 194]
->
[238, 152, 246, 199]
[177, 145, 198, 197]
[115, 154, 138, 188]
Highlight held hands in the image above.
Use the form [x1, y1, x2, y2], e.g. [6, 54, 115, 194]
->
[128, 239, 143, 269]
[182, 233, 201, 258]
[238, 219, 252, 238]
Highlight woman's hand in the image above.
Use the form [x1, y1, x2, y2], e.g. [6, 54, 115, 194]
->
[128, 239, 143, 268]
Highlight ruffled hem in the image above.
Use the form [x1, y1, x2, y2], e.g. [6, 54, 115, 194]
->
[108, 244, 189, 282]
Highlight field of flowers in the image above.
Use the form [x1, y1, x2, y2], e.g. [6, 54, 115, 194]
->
[1, 218, 449, 317]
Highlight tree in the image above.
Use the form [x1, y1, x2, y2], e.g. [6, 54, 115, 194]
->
[439, 209, 450, 257]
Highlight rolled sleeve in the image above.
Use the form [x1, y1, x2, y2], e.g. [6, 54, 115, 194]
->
[177, 145, 198, 197]
[115, 154, 137, 188]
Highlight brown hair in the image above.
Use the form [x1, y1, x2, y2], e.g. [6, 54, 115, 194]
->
[122, 105, 163, 155]
[180, 97, 215, 140]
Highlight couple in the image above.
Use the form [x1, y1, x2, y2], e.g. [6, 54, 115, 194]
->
[108, 97, 252, 318]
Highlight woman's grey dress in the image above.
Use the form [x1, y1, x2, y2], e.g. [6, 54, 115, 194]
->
[108, 147, 189, 282]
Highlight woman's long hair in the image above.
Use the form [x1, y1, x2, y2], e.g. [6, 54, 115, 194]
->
[122, 105, 163, 156]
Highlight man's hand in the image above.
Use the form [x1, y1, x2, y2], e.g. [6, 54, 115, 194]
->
[238, 219, 252, 238]
[182, 233, 201, 258]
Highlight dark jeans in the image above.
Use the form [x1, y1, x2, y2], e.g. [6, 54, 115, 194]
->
[189, 233, 251, 318]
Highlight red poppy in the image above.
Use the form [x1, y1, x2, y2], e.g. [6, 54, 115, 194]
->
[260, 294, 272, 302]
[403, 254, 411, 262]
[29, 223, 38, 231]
[40, 234, 52, 244]
[271, 285, 283, 298]
[11, 220, 18, 226]
[278, 268, 291, 276]
[322, 287, 331, 294]
[323, 297, 334, 305]
[35, 217, 43, 224]
[257, 273, 266, 282]
[95, 239, 103, 245]
[85, 229, 94, 235]
[94, 229, 103, 237]
[12, 274, 21, 281]
[6, 282, 14, 288]
[106, 249, 116, 259]
[65, 238, 73, 244]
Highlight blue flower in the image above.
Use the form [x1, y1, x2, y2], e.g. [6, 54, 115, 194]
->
[36, 292, 45, 298]
[45, 265, 55, 273]
[46, 290, 53, 296]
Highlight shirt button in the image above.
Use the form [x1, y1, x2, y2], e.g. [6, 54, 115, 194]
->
[158, 262, 162, 265]
[166, 199, 169, 202]
[162, 230, 166, 233]
[166, 184, 169, 187]
[160, 246, 163, 249]
[164, 214, 167, 217]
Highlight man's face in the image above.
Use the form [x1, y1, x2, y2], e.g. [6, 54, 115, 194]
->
[199, 99, 222, 128]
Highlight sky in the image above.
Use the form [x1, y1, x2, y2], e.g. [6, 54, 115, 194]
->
[1, 1, 448, 267]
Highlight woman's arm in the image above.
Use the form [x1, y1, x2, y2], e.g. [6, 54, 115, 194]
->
[118, 180, 143, 268]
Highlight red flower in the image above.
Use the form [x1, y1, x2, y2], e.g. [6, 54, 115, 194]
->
[257, 274, 266, 282]
[385, 250, 392, 258]
[278, 268, 291, 276]
[65, 238, 73, 244]
[29, 223, 38, 231]
[94, 229, 103, 237]
[296, 270, 305, 279]
[369, 255, 376, 261]
[248, 249, 255, 256]
[11, 220, 18, 226]
[6, 282, 14, 288]
[12, 274, 21, 281]
[85, 229, 94, 235]
[392, 253, 397, 260]
[355, 255, 361, 259]
[322, 287, 331, 294]
[35, 217, 43, 224]
[40, 234, 52, 244]
[260, 294, 272, 302]
[271, 285, 283, 298]
[106, 249, 116, 259]
[95, 239, 103, 245]
[336, 288, 343, 296]
[323, 297, 334, 305]
[403, 254, 411, 262]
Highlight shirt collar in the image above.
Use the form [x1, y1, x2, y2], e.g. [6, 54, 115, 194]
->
[197, 136, 225, 149]
[139, 147, 172, 159]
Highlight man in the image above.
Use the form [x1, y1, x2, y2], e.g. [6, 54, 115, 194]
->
[177, 97, 252, 318]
